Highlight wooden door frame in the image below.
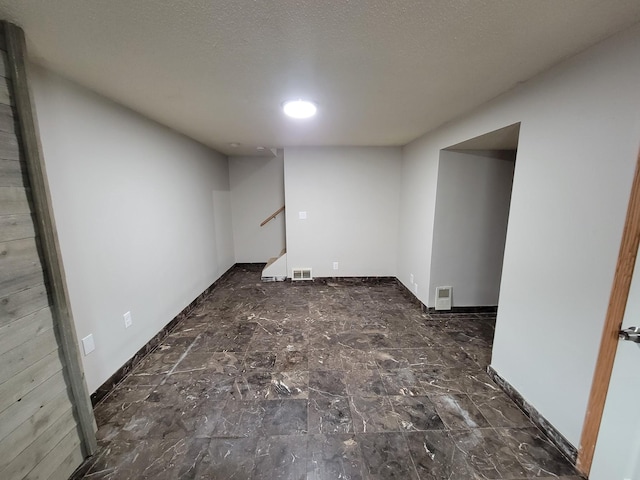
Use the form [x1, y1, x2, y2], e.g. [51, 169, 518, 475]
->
[577, 148, 640, 475]
[2, 21, 97, 456]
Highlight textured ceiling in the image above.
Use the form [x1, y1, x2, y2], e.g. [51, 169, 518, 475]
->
[0, 1, 638, 155]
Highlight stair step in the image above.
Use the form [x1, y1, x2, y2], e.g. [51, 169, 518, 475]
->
[261, 275, 287, 282]
[265, 257, 277, 268]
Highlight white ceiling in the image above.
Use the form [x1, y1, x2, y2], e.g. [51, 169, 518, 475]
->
[0, 1, 638, 156]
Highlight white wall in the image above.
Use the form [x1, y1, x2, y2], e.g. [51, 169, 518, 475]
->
[30, 65, 235, 393]
[428, 150, 515, 307]
[284, 147, 401, 278]
[398, 24, 640, 446]
[229, 153, 286, 263]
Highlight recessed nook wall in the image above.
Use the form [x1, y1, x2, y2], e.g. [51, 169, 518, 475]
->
[398, 24, 640, 446]
[428, 149, 515, 307]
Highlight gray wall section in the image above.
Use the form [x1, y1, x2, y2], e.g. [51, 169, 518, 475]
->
[428, 150, 514, 307]
[30, 64, 235, 393]
[229, 153, 286, 263]
[398, 24, 640, 445]
[284, 146, 401, 278]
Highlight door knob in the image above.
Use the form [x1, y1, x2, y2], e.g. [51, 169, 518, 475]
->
[619, 326, 640, 343]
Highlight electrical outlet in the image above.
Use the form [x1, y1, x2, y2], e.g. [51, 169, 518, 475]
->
[333, 262, 339, 270]
[124, 311, 132, 328]
[298, 211, 307, 220]
[82, 334, 95, 355]
[410, 273, 414, 284]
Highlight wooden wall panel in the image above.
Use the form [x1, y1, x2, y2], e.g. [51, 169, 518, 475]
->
[0, 371, 68, 441]
[0, 282, 49, 324]
[0, 160, 28, 187]
[0, 50, 8, 78]
[0, 391, 73, 471]
[0, 76, 11, 106]
[2, 409, 77, 480]
[0, 306, 55, 353]
[26, 428, 82, 480]
[0, 21, 96, 479]
[0, 186, 30, 214]
[0, 331, 59, 385]
[0, 103, 16, 134]
[47, 445, 85, 480]
[0, 350, 63, 413]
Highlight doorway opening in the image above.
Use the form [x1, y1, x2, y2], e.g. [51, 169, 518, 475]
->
[428, 122, 520, 313]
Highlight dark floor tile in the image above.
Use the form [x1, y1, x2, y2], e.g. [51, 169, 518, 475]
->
[178, 436, 258, 479]
[449, 428, 527, 479]
[244, 351, 278, 371]
[350, 396, 398, 433]
[84, 437, 189, 479]
[499, 427, 579, 477]
[366, 332, 396, 349]
[133, 349, 183, 375]
[308, 349, 344, 371]
[380, 367, 430, 397]
[439, 346, 482, 370]
[446, 330, 492, 349]
[335, 331, 373, 350]
[345, 369, 387, 397]
[115, 371, 166, 391]
[198, 331, 253, 352]
[307, 434, 366, 480]
[470, 391, 533, 428]
[80, 269, 576, 480]
[388, 395, 446, 431]
[253, 435, 308, 480]
[134, 401, 204, 441]
[261, 399, 308, 435]
[198, 399, 264, 438]
[309, 370, 348, 398]
[308, 395, 353, 434]
[309, 332, 340, 350]
[267, 371, 309, 400]
[216, 320, 259, 337]
[458, 341, 493, 366]
[230, 372, 273, 400]
[428, 393, 490, 430]
[393, 331, 435, 349]
[537, 477, 585, 480]
[275, 350, 308, 371]
[406, 430, 477, 480]
[252, 330, 309, 352]
[419, 367, 500, 396]
[358, 432, 419, 480]
[174, 351, 244, 375]
[339, 349, 377, 370]
[98, 382, 154, 405]
[148, 370, 233, 405]
[373, 348, 442, 370]
[94, 400, 144, 445]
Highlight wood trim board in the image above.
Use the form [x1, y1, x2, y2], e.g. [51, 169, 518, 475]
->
[577, 148, 640, 475]
[2, 21, 97, 458]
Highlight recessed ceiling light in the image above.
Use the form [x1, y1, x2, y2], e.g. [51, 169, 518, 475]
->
[256, 146, 265, 151]
[229, 142, 240, 148]
[283, 100, 317, 119]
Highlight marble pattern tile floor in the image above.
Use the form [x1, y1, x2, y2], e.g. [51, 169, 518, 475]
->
[77, 265, 582, 479]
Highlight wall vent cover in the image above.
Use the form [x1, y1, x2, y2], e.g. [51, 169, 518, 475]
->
[291, 268, 313, 281]
[435, 286, 452, 310]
